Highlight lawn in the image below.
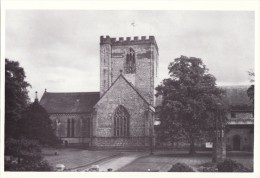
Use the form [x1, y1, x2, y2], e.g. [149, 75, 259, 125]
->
[42, 147, 120, 170]
[42, 148, 253, 172]
[118, 150, 253, 172]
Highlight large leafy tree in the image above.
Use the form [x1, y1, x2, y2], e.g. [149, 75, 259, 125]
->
[18, 100, 60, 146]
[156, 56, 227, 154]
[5, 59, 58, 171]
[5, 58, 31, 139]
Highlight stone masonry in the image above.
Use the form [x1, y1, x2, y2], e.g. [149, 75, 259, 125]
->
[92, 75, 154, 149]
[92, 36, 159, 149]
[100, 36, 159, 106]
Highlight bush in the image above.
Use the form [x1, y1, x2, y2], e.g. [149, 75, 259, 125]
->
[217, 159, 251, 172]
[168, 163, 195, 172]
[18, 101, 60, 146]
[197, 162, 218, 172]
[5, 160, 53, 171]
[5, 138, 53, 171]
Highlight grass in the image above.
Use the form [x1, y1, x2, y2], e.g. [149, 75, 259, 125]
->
[42, 148, 253, 172]
[42, 147, 120, 170]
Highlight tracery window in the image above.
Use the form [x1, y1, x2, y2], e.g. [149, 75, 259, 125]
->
[114, 105, 130, 137]
[124, 48, 136, 74]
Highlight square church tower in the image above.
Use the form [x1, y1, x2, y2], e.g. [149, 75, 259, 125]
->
[100, 36, 159, 106]
[91, 36, 159, 149]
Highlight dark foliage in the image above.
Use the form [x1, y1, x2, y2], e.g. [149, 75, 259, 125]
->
[18, 100, 60, 146]
[247, 85, 254, 105]
[247, 70, 254, 105]
[168, 163, 195, 172]
[156, 56, 227, 154]
[5, 138, 53, 171]
[197, 162, 218, 172]
[217, 159, 251, 172]
[5, 59, 31, 138]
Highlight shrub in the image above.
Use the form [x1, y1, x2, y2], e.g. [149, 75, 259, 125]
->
[168, 163, 195, 172]
[197, 162, 218, 172]
[217, 159, 251, 172]
[5, 160, 53, 171]
[5, 138, 53, 171]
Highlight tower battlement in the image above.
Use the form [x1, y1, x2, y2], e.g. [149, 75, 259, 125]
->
[100, 35, 158, 51]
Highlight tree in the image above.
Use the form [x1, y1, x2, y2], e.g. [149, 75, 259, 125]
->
[156, 56, 227, 155]
[18, 99, 60, 146]
[5, 59, 31, 139]
[155, 108, 186, 148]
[5, 58, 57, 171]
[247, 70, 254, 105]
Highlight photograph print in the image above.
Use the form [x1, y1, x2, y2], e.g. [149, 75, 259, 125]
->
[3, 7, 256, 173]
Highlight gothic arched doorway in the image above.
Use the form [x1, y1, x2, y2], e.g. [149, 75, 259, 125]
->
[233, 135, 241, 151]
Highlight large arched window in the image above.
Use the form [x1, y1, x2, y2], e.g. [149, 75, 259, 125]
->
[124, 48, 136, 74]
[114, 105, 130, 137]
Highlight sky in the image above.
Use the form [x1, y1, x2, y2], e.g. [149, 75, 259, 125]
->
[5, 10, 255, 101]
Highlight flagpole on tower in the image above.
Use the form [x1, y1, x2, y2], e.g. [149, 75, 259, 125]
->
[131, 21, 136, 36]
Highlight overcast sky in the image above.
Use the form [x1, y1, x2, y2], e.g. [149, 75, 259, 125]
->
[5, 10, 254, 101]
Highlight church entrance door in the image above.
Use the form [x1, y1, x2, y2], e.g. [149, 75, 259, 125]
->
[233, 135, 241, 151]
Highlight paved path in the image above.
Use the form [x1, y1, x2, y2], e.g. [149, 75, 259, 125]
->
[79, 152, 147, 172]
[96, 152, 147, 172]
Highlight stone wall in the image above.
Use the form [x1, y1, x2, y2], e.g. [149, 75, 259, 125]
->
[92, 76, 153, 149]
[50, 113, 92, 147]
[100, 42, 112, 96]
[91, 137, 151, 150]
[226, 126, 253, 151]
[100, 36, 159, 106]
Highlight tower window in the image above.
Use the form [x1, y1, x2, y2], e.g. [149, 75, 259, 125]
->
[114, 105, 130, 137]
[124, 48, 136, 74]
[103, 69, 106, 88]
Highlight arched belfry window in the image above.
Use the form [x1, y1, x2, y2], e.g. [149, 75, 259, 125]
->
[125, 48, 136, 74]
[114, 105, 130, 137]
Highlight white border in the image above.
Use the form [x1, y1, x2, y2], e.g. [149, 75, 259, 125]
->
[1, 1, 259, 178]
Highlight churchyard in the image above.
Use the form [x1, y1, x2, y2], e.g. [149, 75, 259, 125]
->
[42, 148, 253, 172]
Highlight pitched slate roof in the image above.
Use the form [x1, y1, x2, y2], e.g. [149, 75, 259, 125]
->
[154, 85, 253, 110]
[39, 92, 100, 114]
[220, 85, 253, 110]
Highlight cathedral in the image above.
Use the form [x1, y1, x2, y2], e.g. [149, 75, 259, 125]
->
[40, 35, 254, 151]
[40, 36, 159, 149]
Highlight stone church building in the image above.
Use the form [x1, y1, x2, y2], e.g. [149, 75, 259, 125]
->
[222, 86, 254, 151]
[40, 35, 254, 151]
[40, 36, 158, 149]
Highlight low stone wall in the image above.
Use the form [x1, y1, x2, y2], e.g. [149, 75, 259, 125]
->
[91, 136, 151, 150]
